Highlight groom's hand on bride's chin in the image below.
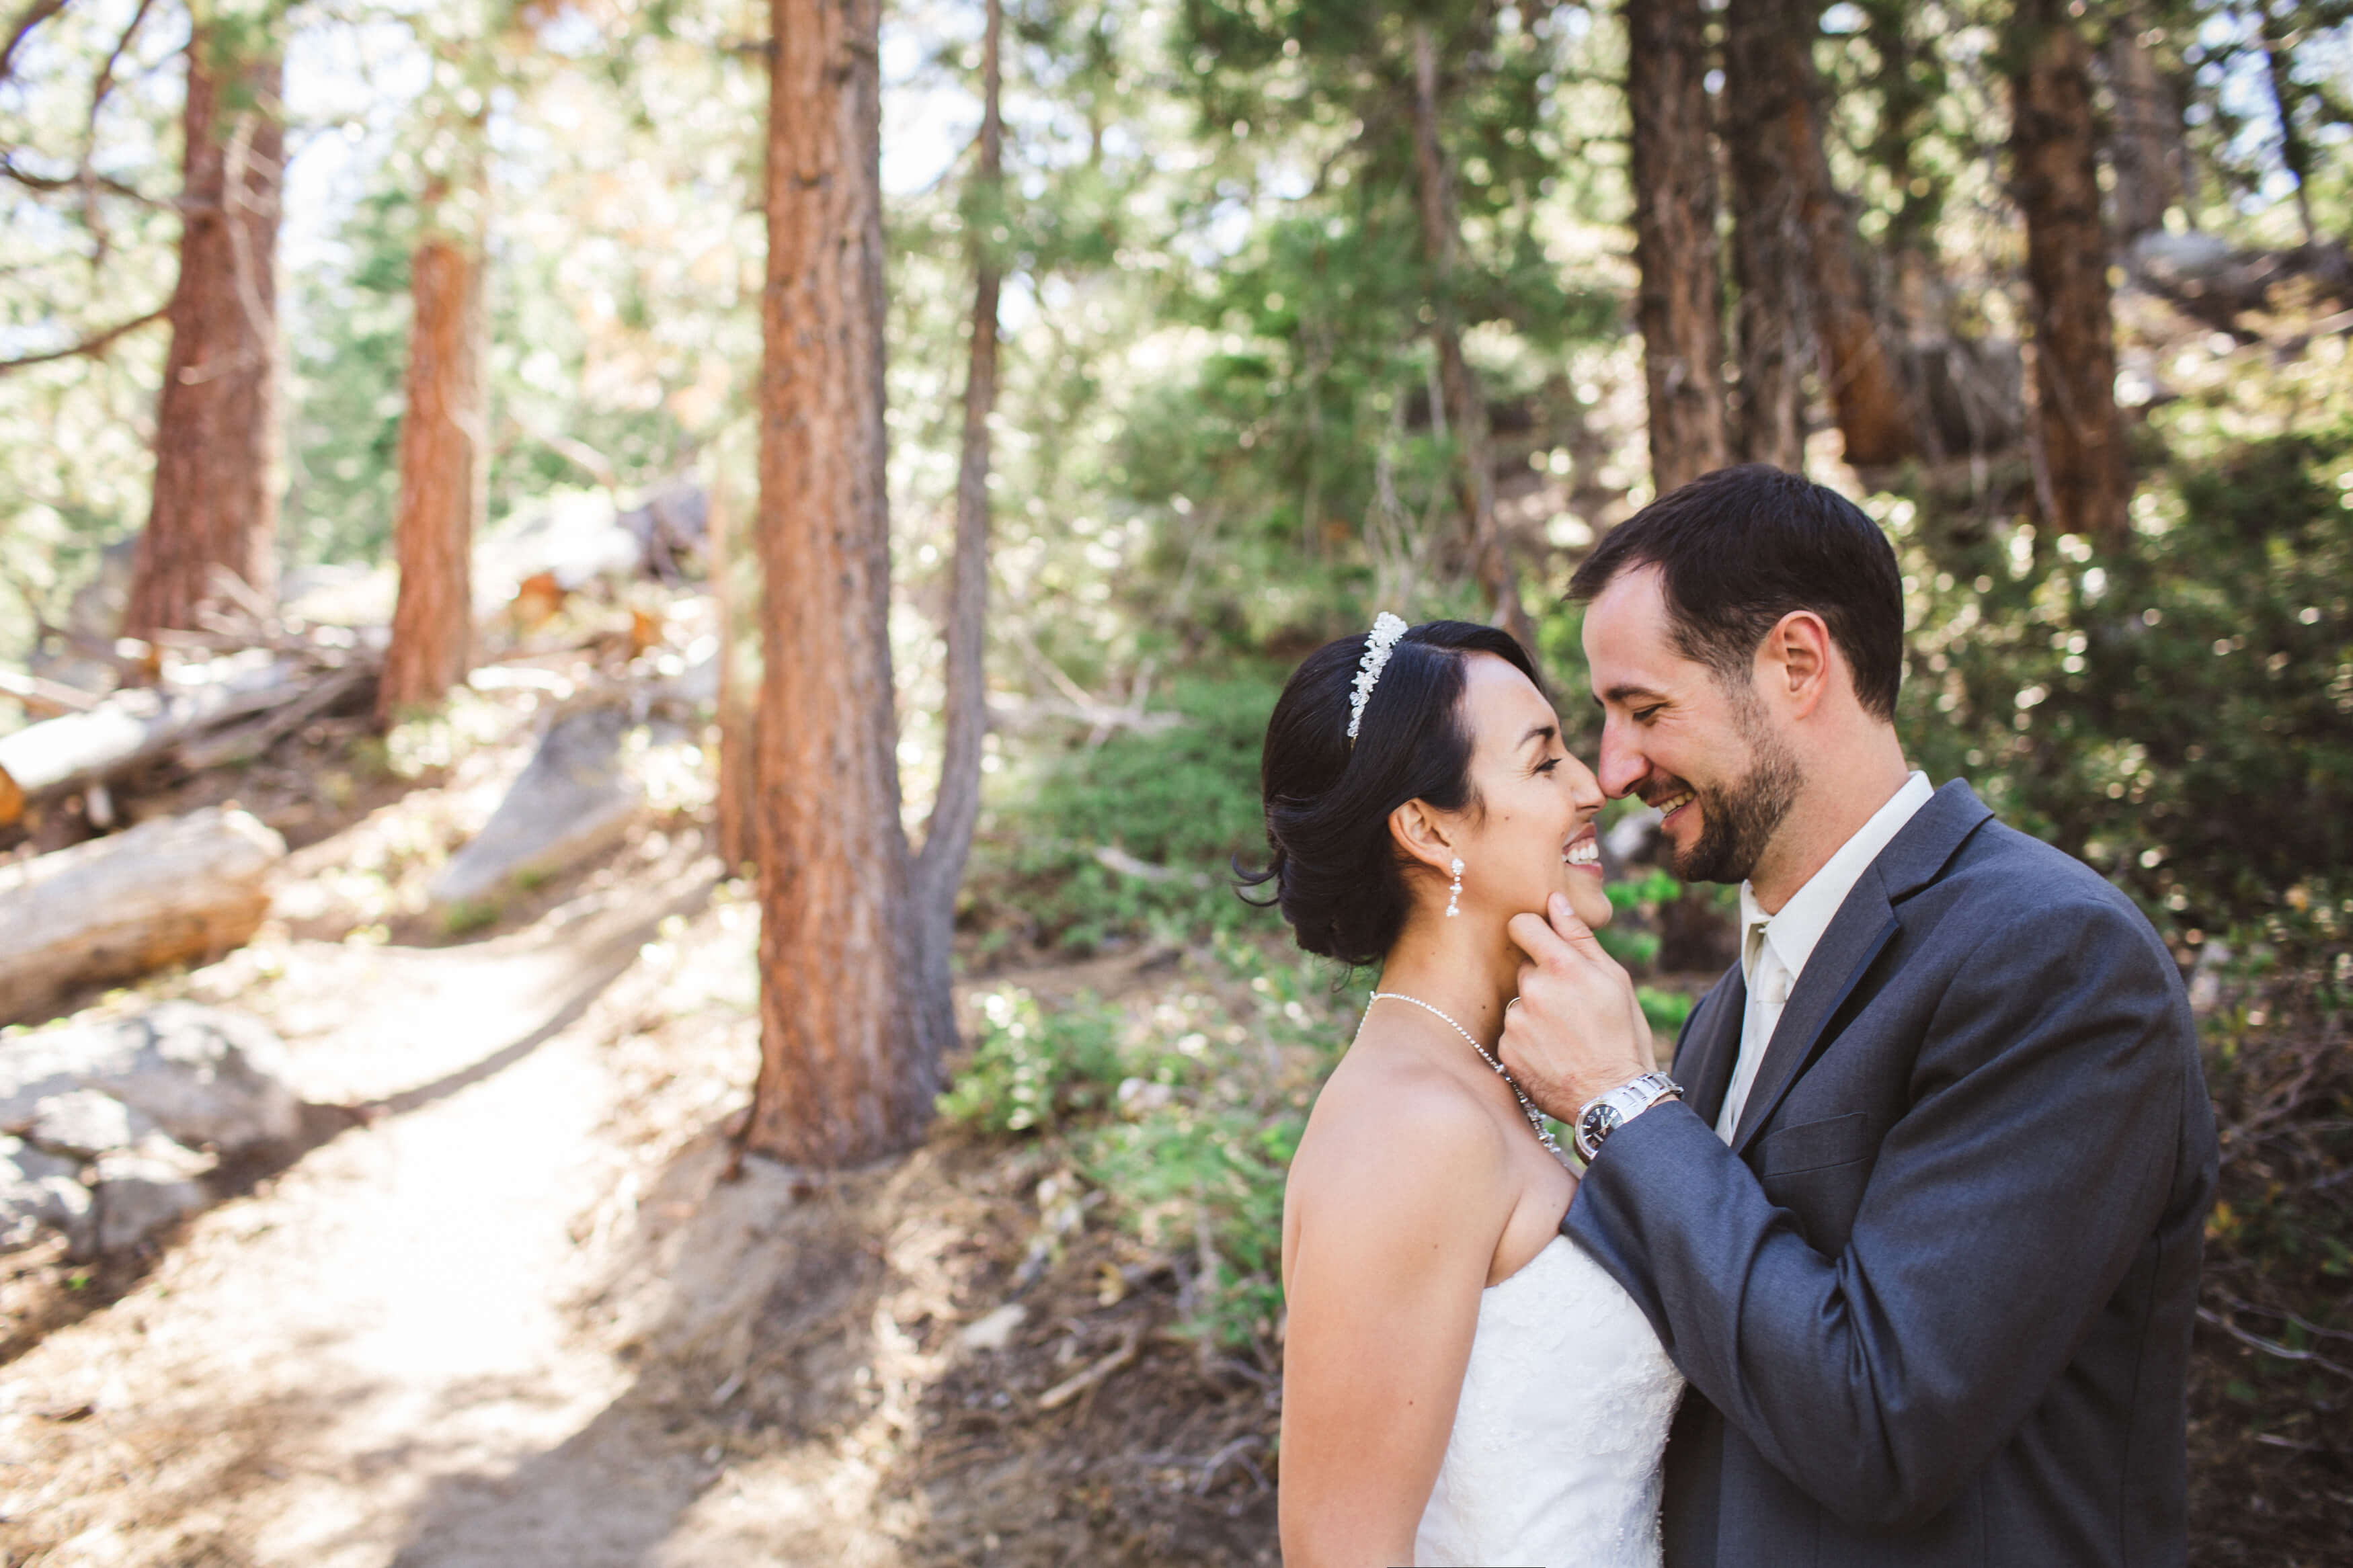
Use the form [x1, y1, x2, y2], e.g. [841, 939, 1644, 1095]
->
[1501, 893, 1656, 1121]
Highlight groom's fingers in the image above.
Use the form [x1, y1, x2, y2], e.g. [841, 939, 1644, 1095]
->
[1507, 908, 1576, 969]
[1544, 893, 1618, 964]
[1512, 896, 1622, 983]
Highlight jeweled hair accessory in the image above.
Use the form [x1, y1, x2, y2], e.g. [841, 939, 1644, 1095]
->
[1347, 612, 1410, 741]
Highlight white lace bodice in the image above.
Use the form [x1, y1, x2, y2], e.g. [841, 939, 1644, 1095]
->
[1413, 1233, 1685, 1568]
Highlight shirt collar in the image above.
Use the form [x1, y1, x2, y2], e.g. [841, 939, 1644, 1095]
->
[1739, 771, 1933, 985]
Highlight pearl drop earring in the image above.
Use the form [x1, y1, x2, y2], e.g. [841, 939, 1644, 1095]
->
[1446, 857, 1464, 917]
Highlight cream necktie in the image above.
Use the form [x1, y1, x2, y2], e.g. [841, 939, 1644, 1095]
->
[1718, 918, 1790, 1141]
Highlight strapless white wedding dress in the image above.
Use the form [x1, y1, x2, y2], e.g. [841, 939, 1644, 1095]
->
[1413, 1233, 1685, 1568]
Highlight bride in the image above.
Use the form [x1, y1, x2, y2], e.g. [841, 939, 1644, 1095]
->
[1248, 614, 1683, 1568]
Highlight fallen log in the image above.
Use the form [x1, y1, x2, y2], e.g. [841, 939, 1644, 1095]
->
[0, 807, 286, 1024]
[0, 653, 296, 809]
[0, 645, 378, 827]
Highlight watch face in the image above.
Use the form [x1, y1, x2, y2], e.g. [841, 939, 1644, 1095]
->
[1582, 1103, 1624, 1140]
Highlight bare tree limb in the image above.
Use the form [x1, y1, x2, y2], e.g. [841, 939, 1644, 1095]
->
[75, 0, 158, 263]
[0, 304, 167, 376]
[0, 0, 69, 87]
[81, 0, 152, 140]
[2198, 1305, 2353, 1382]
[0, 150, 163, 206]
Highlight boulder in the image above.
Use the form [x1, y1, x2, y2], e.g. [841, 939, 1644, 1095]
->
[24, 1086, 153, 1156]
[0, 1001, 301, 1154]
[89, 1134, 212, 1253]
[0, 1134, 93, 1252]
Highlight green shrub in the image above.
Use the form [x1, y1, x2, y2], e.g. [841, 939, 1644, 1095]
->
[935, 987, 1127, 1134]
[1637, 985, 1696, 1036]
[1598, 866, 1677, 969]
[968, 673, 1282, 951]
[1890, 423, 2352, 936]
[1078, 1106, 1301, 1350]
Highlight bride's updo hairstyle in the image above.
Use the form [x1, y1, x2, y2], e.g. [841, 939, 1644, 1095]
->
[1239, 619, 1540, 968]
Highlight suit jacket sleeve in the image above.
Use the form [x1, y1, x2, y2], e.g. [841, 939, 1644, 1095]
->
[1563, 893, 2192, 1532]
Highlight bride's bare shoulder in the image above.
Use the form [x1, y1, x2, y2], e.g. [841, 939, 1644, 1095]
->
[1287, 1043, 1509, 1213]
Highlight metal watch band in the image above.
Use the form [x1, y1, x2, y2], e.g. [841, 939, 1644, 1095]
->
[1574, 1071, 1685, 1162]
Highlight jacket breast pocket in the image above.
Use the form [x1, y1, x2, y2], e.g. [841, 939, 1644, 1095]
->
[1756, 1112, 1877, 1251]
[1757, 1110, 1874, 1176]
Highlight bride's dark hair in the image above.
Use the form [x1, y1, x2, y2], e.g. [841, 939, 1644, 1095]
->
[1237, 620, 1540, 967]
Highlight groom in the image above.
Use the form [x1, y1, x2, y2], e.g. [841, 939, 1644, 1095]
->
[1500, 465, 2217, 1567]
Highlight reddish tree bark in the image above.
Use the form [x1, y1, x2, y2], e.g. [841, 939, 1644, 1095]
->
[910, 0, 1000, 997]
[125, 24, 282, 639]
[378, 177, 487, 723]
[742, 0, 950, 1168]
[1724, 0, 1918, 471]
[1408, 22, 1533, 653]
[1723, 0, 1810, 470]
[1626, 0, 1730, 494]
[2011, 0, 2130, 546]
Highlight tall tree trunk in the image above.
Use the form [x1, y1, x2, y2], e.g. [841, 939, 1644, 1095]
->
[1725, 0, 1919, 470]
[910, 0, 1000, 991]
[2011, 0, 2130, 546]
[378, 162, 487, 723]
[1800, 147, 1919, 470]
[1625, 0, 1730, 495]
[1408, 24, 1532, 653]
[743, 0, 948, 1169]
[1723, 0, 1812, 471]
[2104, 5, 2186, 244]
[124, 22, 282, 640]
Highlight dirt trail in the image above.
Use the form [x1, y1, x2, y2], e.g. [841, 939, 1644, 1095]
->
[0, 859, 751, 1567]
[0, 780, 1280, 1568]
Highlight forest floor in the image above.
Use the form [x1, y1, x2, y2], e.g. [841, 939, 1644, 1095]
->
[0, 698, 1287, 1567]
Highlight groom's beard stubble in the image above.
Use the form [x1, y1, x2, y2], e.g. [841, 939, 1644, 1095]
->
[1665, 695, 1802, 886]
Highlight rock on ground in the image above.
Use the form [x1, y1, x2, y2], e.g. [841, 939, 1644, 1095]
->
[0, 1002, 302, 1254]
[0, 1134, 92, 1251]
[428, 707, 639, 917]
[0, 1001, 301, 1154]
[89, 1134, 214, 1254]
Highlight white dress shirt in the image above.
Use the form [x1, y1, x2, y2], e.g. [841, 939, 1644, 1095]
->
[1714, 771, 1935, 1142]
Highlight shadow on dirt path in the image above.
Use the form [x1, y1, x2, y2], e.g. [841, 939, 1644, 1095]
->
[0, 858, 722, 1567]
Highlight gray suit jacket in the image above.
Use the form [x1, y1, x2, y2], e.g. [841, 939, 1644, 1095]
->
[1563, 780, 2217, 1567]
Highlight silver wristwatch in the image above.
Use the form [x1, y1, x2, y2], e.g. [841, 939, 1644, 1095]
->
[1574, 1072, 1684, 1161]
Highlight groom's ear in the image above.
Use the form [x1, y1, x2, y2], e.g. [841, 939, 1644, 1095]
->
[1388, 800, 1457, 877]
[1766, 610, 1835, 716]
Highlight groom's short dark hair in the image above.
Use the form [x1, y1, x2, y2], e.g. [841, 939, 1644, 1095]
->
[1568, 463, 1904, 720]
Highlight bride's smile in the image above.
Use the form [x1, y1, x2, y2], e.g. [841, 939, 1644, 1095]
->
[1393, 648, 1614, 946]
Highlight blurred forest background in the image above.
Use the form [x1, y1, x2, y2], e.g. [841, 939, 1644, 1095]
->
[0, 0, 2348, 1562]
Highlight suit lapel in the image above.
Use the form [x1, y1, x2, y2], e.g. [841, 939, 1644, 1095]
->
[1673, 967, 1745, 1130]
[1728, 873, 1897, 1153]
[1727, 778, 1997, 1154]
